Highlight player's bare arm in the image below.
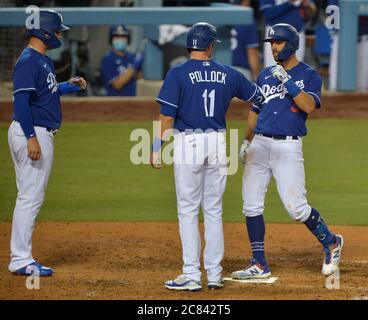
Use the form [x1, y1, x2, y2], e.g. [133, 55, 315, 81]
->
[111, 53, 144, 90]
[239, 110, 258, 164]
[247, 47, 260, 81]
[302, 0, 317, 18]
[150, 114, 174, 169]
[112, 68, 135, 90]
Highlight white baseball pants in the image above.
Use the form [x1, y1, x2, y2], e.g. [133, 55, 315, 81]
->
[8, 121, 54, 272]
[242, 134, 311, 222]
[173, 131, 227, 283]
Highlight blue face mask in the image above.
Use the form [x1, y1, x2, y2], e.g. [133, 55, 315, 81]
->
[112, 39, 128, 52]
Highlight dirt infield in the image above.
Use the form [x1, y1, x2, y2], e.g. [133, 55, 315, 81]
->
[0, 222, 367, 300]
[0, 92, 368, 123]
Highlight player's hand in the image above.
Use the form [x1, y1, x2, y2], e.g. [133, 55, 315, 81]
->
[68, 76, 87, 90]
[27, 137, 41, 161]
[239, 139, 251, 165]
[150, 151, 162, 169]
[271, 65, 291, 84]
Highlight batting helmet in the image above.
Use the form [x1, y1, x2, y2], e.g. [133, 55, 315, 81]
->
[26, 10, 69, 49]
[186, 22, 221, 50]
[109, 25, 131, 44]
[263, 23, 299, 60]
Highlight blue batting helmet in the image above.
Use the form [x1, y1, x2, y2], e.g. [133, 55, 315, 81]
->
[186, 22, 221, 50]
[263, 23, 299, 60]
[26, 10, 69, 49]
[109, 25, 131, 44]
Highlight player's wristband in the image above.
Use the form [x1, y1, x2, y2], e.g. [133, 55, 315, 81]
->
[284, 80, 302, 98]
[58, 81, 81, 95]
[151, 137, 164, 152]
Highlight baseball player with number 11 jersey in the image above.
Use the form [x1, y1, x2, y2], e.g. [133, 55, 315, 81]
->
[151, 22, 265, 291]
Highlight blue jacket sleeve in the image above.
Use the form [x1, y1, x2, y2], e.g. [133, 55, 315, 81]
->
[13, 91, 36, 139]
[58, 81, 81, 95]
[263, 2, 294, 21]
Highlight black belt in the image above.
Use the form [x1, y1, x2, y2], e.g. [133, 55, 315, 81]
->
[257, 133, 299, 140]
[46, 127, 58, 135]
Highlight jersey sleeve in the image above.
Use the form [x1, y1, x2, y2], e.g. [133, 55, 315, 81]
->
[233, 69, 258, 102]
[259, 0, 274, 11]
[251, 75, 262, 114]
[304, 70, 322, 108]
[100, 55, 117, 87]
[245, 23, 260, 49]
[13, 59, 38, 95]
[156, 69, 180, 118]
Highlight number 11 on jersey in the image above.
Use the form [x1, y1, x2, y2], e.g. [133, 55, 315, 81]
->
[202, 89, 215, 117]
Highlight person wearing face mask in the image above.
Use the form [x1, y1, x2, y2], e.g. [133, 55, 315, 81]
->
[100, 25, 144, 96]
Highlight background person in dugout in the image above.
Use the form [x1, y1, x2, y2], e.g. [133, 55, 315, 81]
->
[327, 0, 368, 91]
[230, 0, 261, 81]
[100, 25, 144, 96]
[260, 0, 317, 68]
[8, 10, 87, 276]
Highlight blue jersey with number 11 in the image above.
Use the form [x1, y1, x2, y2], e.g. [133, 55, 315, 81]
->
[157, 59, 258, 131]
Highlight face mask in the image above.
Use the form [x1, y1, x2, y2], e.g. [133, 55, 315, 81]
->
[112, 39, 128, 52]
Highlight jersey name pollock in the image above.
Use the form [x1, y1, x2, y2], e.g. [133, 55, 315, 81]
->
[188, 70, 227, 85]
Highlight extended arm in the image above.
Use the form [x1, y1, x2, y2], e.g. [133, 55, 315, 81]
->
[150, 113, 175, 169]
[239, 110, 258, 164]
[302, 0, 317, 19]
[247, 47, 260, 81]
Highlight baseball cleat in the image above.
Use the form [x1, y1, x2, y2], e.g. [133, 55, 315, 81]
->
[13, 261, 54, 277]
[164, 275, 202, 292]
[231, 259, 271, 279]
[322, 234, 344, 276]
[207, 279, 224, 290]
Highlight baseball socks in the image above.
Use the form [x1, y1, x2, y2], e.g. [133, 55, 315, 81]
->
[246, 215, 267, 266]
[304, 208, 337, 248]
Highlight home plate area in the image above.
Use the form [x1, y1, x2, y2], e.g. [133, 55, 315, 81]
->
[223, 277, 279, 284]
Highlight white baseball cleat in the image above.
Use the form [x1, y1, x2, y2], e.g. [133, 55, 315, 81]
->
[207, 278, 224, 290]
[322, 234, 344, 276]
[164, 275, 202, 292]
[231, 259, 271, 279]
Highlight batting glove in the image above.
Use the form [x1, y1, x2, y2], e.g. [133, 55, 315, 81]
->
[271, 65, 291, 84]
[239, 139, 251, 165]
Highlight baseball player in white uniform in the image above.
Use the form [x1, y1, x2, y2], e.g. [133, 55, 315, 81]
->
[8, 10, 86, 276]
[232, 24, 343, 280]
[150, 22, 265, 291]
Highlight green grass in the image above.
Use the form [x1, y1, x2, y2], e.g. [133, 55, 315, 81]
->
[0, 119, 367, 225]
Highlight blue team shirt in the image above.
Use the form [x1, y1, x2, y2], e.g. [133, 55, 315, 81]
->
[100, 50, 137, 96]
[13, 47, 61, 129]
[157, 59, 258, 132]
[231, 23, 259, 71]
[260, 0, 312, 31]
[252, 62, 322, 136]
